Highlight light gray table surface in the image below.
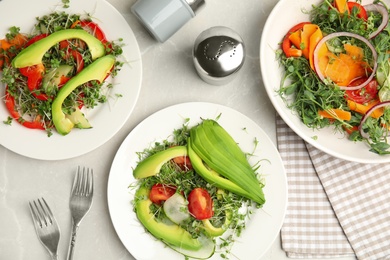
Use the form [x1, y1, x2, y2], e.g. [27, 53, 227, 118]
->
[0, 0, 356, 259]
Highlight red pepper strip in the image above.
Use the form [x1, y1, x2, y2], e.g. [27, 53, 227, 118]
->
[282, 22, 311, 58]
[71, 49, 85, 74]
[58, 40, 85, 74]
[79, 20, 113, 52]
[347, 2, 368, 21]
[4, 87, 45, 129]
[17, 34, 49, 100]
[26, 33, 48, 46]
[79, 21, 108, 43]
[343, 125, 359, 135]
[19, 64, 48, 101]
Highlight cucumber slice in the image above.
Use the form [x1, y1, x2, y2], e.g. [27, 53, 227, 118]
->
[163, 193, 190, 225]
[42, 65, 72, 94]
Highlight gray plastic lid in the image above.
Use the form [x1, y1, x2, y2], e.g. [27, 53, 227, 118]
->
[186, 0, 206, 14]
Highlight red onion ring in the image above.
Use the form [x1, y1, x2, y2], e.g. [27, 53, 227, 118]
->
[364, 4, 389, 39]
[358, 101, 390, 139]
[313, 32, 378, 90]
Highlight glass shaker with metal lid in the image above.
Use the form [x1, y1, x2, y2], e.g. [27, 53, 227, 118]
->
[131, 0, 205, 43]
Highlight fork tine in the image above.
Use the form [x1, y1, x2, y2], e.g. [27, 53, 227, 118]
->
[41, 198, 54, 225]
[72, 166, 81, 195]
[72, 166, 94, 196]
[87, 168, 94, 196]
[81, 167, 87, 195]
[29, 201, 41, 228]
[36, 199, 49, 226]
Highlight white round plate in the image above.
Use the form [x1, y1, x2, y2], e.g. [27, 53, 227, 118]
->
[260, 0, 390, 163]
[108, 102, 287, 260]
[0, 0, 142, 160]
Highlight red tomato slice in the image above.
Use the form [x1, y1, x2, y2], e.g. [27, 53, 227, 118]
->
[188, 188, 214, 220]
[348, 2, 368, 21]
[172, 156, 193, 171]
[345, 78, 378, 104]
[149, 184, 176, 205]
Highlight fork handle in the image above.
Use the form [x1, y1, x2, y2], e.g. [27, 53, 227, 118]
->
[66, 221, 79, 260]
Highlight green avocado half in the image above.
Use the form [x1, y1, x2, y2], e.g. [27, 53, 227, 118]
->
[52, 55, 115, 135]
[12, 29, 105, 68]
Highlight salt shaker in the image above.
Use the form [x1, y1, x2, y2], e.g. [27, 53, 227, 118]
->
[193, 26, 245, 85]
[131, 0, 205, 43]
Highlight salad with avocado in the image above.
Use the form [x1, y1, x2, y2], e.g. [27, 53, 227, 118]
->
[131, 119, 266, 259]
[0, 10, 124, 136]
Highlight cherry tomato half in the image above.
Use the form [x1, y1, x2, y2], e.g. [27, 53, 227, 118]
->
[188, 188, 214, 220]
[172, 156, 193, 171]
[149, 184, 176, 205]
[348, 2, 368, 21]
[345, 78, 378, 104]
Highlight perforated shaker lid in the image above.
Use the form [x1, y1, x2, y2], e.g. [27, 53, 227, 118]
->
[193, 26, 245, 85]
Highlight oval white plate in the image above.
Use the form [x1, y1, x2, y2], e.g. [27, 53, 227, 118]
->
[108, 102, 287, 260]
[0, 0, 142, 160]
[260, 0, 390, 163]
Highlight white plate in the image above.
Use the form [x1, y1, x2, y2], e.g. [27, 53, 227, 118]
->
[0, 0, 142, 160]
[260, 0, 390, 163]
[108, 102, 287, 260]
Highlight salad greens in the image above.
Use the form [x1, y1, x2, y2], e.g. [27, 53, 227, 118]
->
[278, 0, 390, 154]
[131, 118, 266, 259]
[1, 11, 124, 136]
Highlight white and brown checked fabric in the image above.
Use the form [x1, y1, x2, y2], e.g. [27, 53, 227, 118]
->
[276, 115, 390, 260]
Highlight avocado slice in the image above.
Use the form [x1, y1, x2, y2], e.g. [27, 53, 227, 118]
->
[135, 186, 213, 252]
[65, 107, 92, 129]
[12, 29, 105, 68]
[202, 210, 232, 237]
[52, 55, 115, 135]
[133, 146, 187, 179]
[187, 137, 258, 201]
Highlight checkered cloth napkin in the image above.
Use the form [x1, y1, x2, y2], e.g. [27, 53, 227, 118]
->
[276, 115, 390, 260]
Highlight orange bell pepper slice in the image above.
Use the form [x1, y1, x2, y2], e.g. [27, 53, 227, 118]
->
[0, 33, 28, 70]
[308, 26, 328, 70]
[318, 108, 351, 121]
[301, 24, 319, 59]
[335, 0, 349, 14]
[347, 99, 384, 119]
[319, 43, 369, 86]
[282, 22, 311, 58]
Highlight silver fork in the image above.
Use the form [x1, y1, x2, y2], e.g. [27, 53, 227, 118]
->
[66, 166, 94, 260]
[29, 198, 61, 260]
